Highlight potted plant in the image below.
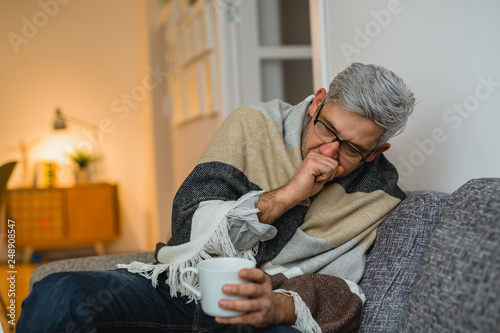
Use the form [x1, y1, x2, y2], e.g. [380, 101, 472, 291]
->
[69, 149, 94, 184]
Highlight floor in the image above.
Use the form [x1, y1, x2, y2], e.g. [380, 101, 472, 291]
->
[0, 264, 39, 332]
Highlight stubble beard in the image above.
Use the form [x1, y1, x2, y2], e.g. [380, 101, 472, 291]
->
[300, 120, 312, 159]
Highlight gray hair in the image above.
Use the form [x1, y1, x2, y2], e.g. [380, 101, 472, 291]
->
[325, 63, 416, 145]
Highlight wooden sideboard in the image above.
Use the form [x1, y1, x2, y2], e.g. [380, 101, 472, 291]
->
[5, 183, 119, 262]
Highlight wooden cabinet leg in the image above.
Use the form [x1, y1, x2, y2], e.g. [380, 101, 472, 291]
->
[94, 242, 105, 256]
[23, 247, 34, 264]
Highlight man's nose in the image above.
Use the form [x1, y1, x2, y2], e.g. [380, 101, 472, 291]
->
[319, 141, 340, 159]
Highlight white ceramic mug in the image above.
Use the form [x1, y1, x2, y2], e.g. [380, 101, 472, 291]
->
[180, 257, 256, 317]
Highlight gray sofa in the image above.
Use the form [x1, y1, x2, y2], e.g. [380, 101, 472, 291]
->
[29, 178, 500, 332]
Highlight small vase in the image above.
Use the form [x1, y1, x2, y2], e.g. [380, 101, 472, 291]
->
[75, 168, 89, 184]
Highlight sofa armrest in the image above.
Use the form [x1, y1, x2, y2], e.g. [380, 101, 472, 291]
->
[358, 190, 449, 333]
[29, 251, 155, 292]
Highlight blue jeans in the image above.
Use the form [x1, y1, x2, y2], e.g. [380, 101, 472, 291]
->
[18, 269, 300, 333]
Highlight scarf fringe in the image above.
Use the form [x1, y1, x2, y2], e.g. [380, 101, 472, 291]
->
[274, 289, 322, 333]
[118, 218, 256, 301]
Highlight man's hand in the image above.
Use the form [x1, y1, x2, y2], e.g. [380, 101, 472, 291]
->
[215, 268, 296, 328]
[257, 152, 343, 224]
[285, 151, 344, 203]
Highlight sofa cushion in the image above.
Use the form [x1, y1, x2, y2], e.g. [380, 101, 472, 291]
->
[358, 190, 449, 332]
[399, 178, 500, 332]
[29, 251, 155, 292]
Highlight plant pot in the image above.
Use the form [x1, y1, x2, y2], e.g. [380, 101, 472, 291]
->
[75, 168, 89, 184]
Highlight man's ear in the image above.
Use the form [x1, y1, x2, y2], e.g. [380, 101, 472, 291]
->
[309, 88, 327, 117]
[366, 143, 391, 162]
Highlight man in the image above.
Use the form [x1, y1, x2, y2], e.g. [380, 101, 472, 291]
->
[19, 63, 415, 332]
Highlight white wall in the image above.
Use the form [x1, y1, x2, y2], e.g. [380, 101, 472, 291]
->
[0, 0, 166, 255]
[315, 0, 500, 193]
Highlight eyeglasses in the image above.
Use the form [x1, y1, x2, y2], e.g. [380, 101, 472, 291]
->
[313, 101, 376, 164]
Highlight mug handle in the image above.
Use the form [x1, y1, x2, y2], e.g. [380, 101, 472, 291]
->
[180, 267, 201, 298]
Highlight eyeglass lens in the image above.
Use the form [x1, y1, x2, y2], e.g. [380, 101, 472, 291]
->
[313, 121, 364, 163]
